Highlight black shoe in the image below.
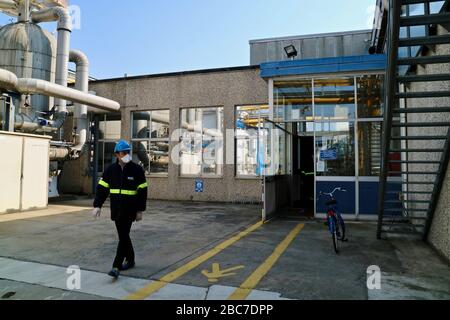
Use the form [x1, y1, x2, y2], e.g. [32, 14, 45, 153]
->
[121, 261, 135, 271]
[108, 268, 120, 279]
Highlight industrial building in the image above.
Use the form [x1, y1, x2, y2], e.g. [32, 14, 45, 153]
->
[0, 0, 449, 261]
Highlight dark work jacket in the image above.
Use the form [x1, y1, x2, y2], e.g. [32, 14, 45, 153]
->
[93, 161, 148, 221]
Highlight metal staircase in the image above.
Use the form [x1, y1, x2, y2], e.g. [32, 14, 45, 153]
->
[377, 0, 450, 240]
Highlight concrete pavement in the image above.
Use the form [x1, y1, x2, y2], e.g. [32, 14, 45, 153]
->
[0, 200, 449, 300]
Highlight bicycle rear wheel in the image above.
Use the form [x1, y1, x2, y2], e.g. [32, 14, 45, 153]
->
[332, 217, 339, 254]
[338, 215, 346, 241]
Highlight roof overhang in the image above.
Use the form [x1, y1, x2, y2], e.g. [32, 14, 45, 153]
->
[260, 54, 387, 79]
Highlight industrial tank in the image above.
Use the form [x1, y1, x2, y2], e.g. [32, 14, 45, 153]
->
[0, 22, 56, 111]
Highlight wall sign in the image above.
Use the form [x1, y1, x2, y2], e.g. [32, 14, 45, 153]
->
[195, 179, 204, 193]
[320, 149, 338, 161]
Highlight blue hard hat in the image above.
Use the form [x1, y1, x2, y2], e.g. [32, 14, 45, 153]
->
[114, 140, 131, 153]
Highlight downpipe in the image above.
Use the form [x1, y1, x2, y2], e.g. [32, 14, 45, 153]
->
[69, 50, 89, 158]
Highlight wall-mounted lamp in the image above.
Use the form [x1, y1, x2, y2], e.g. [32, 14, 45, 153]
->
[284, 45, 298, 60]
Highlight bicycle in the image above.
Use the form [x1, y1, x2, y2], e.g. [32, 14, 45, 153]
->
[318, 187, 348, 254]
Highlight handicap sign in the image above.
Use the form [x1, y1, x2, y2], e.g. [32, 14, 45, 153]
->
[195, 179, 204, 193]
[320, 149, 338, 161]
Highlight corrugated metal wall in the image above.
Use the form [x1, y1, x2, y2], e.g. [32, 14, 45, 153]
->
[250, 30, 372, 65]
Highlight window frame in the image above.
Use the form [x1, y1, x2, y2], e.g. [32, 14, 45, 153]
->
[130, 110, 170, 177]
[234, 104, 270, 179]
[97, 113, 122, 174]
[179, 106, 224, 178]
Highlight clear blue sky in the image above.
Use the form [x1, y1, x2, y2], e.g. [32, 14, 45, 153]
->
[1, 0, 376, 79]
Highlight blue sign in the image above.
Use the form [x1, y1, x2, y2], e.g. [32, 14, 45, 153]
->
[195, 179, 204, 193]
[320, 149, 338, 161]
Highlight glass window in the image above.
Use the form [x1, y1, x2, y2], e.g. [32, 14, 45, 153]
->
[99, 116, 121, 140]
[315, 122, 355, 177]
[357, 75, 385, 118]
[274, 80, 313, 122]
[131, 110, 170, 175]
[408, 3, 425, 16]
[314, 78, 356, 121]
[97, 114, 121, 173]
[358, 122, 382, 176]
[235, 105, 269, 177]
[180, 107, 223, 177]
[430, 1, 445, 14]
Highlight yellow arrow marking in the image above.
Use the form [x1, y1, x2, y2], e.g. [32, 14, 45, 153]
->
[202, 263, 245, 283]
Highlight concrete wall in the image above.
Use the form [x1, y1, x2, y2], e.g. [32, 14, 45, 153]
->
[250, 30, 372, 65]
[406, 24, 450, 261]
[60, 67, 268, 203]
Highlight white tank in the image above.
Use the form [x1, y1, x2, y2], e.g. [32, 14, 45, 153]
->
[0, 22, 56, 111]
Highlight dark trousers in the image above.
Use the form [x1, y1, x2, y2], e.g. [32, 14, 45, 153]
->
[113, 219, 135, 269]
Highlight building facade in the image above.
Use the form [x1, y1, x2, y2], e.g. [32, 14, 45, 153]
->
[60, 66, 269, 203]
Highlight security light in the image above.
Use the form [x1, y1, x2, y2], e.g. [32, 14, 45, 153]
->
[284, 45, 298, 59]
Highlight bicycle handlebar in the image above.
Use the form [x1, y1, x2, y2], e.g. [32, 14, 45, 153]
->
[318, 187, 348, 198]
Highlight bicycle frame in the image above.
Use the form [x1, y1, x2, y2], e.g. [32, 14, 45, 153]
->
[319, 188, 347, 236]
[326, 204, 344, 235]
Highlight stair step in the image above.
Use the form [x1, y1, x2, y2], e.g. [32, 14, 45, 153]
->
[398, 74, 450, 83]
[396, 91, 450, 99]
[398, 55, 450, 65]
[380, 229, 424, 235]
[388, 181, 435, 185]
[389, 149, 443, 152]
[385, 200, 431, 204]
[390, 135, 447, 140]
[392, 107, 450, 114]
[382, 216, 428, 221]
[400, 13, 450, 27]
[392, 122, 450, 128]
[388, 171, 438, 175]
[388, 160, 441, 164]
[386, 191, 432, 195]
[401, 0, 446, 4]
[384, 208, 429, 212]
[399, 34, 450, 46]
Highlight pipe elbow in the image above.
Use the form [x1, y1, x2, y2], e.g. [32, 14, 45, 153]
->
[31, 7, 72, 32]
[69, 50, 90, 68]
[0, 68, 18, 90]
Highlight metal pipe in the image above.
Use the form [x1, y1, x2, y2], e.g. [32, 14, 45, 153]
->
[0, 0, 16, 10]
[69, 49, 89, 155]
[14, 113, 57, 133]
[49, 146, 70, 161]
[15, 78, 120, 112]
[18, 0, 30, 22]
[0, 68, 18, 90]
[31, 6, 72, 128]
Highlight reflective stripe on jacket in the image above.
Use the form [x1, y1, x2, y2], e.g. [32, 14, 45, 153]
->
[93, 161, 148, 221]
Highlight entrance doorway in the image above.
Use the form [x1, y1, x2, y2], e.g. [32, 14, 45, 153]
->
[293, 137, 314, 217]
[262, 121, 316, 221]
[292, 133, 315, 217]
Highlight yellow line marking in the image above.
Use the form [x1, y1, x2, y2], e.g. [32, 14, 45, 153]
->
[228, 223, 305, 300]
[124, 220, 264, 300]
[0, 205, 91, 223]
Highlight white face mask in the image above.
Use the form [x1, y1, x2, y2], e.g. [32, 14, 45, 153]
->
[121, 154, 132, 164]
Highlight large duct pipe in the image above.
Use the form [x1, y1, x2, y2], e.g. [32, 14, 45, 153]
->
[15, 78, 120, 112]
[1, 67, 120, 133]
[69, 50, 89, 155]
[0, 68, 18, 90]
[133, 111, 222, 137]
[0, 0, 16, 10]
[31, 7, 72, 128]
